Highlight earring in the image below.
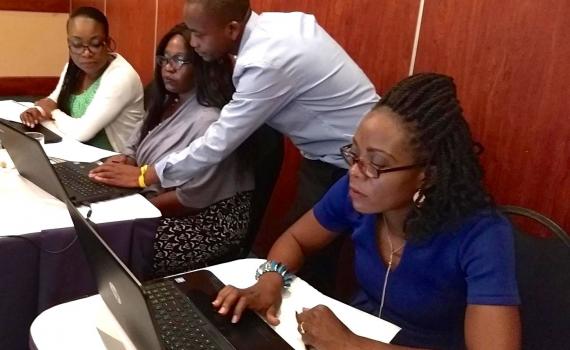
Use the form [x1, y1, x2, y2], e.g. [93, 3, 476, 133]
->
[413, 188, 425, 208]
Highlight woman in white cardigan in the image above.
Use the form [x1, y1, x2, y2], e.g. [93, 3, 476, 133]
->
[20, 6, 143, 153]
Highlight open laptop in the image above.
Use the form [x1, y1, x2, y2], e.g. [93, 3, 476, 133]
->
[0, 119, 137, 205]
[65, 200, 294, 350]
[0, 118, 62, 143]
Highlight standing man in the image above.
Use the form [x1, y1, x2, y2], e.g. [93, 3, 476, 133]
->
[90, 0, 379, 294]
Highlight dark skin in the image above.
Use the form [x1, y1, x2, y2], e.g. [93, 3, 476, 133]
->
[21, 16, 111, 128]
[92, 1, 249, 189]
[212, 109, 521, 350]
[89, 35, 198, 217]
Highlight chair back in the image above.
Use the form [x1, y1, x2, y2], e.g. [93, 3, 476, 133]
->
[240, 125, 284, 257]
[499, 205, 570, 350]
[212, 125, 284, 264]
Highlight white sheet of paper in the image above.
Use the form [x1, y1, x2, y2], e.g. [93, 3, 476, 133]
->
[43, 139, 117, 162]
[277, 278, 401, 348]
[0, 100, 33, 122]
[207, 259, 401, 350]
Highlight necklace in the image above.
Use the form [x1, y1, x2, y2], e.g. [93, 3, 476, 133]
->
[378, 215, 406, 318]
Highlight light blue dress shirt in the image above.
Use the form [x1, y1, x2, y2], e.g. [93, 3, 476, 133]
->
[156, 12, 379, 187]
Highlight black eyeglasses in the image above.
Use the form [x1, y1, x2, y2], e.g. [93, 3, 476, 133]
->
[156, 55, 191, 70]
[340, 144, 424, 179]
[68, 40, 106, 55]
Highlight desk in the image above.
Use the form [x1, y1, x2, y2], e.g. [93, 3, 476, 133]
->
[30, 258, 401, 350]
[0, 137, 161, 350]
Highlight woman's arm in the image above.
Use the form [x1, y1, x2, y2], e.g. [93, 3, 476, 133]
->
[20, 65, 66, 127]
[299, 297, 520, 350]
[213, 210, 339, 324]
[464, 305, 521, 349]
[266, 209, 340, 273]
[297, 305, 427, 350]
[149, 190, 200, 217]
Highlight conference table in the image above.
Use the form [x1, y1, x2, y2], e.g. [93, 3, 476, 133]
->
[0, 121, 162, 350]
[30, 258, 401, 350]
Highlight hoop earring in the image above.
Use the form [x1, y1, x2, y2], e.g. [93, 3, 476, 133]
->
[413, 188, 426, 208]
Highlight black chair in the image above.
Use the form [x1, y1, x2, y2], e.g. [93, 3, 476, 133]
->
[240, 125, 284, 257]
[499, 205, 570, 350]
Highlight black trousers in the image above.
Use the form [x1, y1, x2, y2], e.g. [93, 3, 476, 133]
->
[285, 157, 347, 297]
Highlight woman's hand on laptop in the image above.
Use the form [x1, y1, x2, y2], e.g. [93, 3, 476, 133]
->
[104, 154, 136, 166]
[212, 273, 284, 325]
[89, 163, 140, 188]
[20, 108, 45, 128]
[20, 98, 57, 127]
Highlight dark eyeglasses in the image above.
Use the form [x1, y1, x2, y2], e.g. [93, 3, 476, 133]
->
[68, 40, 106, 55]
[156, 55, 191, 70]
[340, 144, 424, 179]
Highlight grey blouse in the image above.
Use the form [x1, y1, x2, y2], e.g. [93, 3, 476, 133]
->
[124, 93, 254, 209]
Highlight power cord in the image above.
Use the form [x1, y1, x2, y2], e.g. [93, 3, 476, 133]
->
[1, 202, 93, 254]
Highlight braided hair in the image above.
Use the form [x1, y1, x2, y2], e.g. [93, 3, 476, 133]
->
[376, 73, 492, 241]
[57, 7, 110, 115]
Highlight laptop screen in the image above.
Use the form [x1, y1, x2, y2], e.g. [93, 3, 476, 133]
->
[66, 200, 164, 350]
[0, 119, 69, 202]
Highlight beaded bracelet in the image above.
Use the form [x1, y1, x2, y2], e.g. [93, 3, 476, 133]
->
[255, 260, 294, 289]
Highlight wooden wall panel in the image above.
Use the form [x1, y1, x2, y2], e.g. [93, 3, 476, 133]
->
[70, 0, 104, 12]
[156, 0, 185, 46]
[251, 0, 419, 93]
[0, 0, 69, 13]
[106, 0, 156, 84]
[0, 77, 59, 96]
[415, 0, 570, 230]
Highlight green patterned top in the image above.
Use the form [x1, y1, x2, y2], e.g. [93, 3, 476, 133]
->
[69, 77, 113, 150]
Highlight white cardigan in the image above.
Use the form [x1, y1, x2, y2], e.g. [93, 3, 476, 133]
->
[48, 53, 144, 153]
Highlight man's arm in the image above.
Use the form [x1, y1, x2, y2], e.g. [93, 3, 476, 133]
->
[151, 64, 297, 188]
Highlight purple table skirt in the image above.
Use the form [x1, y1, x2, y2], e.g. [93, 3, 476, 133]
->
[0, 217, 159, 350]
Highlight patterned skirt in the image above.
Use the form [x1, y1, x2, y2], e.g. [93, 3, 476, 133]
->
[153, 191, 253, 276]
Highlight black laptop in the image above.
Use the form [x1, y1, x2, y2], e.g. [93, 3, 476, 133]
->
[65, 200, 294, 350]
[0, 118, 62, 143]
[0, 119, 137, 205]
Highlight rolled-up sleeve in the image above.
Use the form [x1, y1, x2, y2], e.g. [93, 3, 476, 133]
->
[156, 63, 297, 188]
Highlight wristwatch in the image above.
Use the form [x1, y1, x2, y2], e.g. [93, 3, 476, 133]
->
[255, 260, 294, 288]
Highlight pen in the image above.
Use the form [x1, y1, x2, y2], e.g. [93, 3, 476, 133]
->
[13, 101, 29, 108]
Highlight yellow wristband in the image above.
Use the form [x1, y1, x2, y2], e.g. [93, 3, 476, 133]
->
[138, 164, 148, 188]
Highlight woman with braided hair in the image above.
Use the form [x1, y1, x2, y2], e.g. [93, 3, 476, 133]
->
[212, 73, 521, 349]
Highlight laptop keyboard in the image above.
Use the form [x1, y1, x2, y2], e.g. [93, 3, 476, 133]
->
[143, 280, 227, 350]
[53, 162, 110, 198]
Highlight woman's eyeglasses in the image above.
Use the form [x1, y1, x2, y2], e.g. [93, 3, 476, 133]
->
[68, 40, 106, 55]
[156, 55, 192, 70]
[340, 144, 424, 179]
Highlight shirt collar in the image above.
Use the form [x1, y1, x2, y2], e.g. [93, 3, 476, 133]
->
[237, 11, 259, 56]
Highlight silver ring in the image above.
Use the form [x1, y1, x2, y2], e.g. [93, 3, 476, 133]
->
[299, 321, 306, 335]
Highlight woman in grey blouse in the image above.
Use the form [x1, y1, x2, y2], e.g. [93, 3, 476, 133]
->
[92, 24, 254, 275]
